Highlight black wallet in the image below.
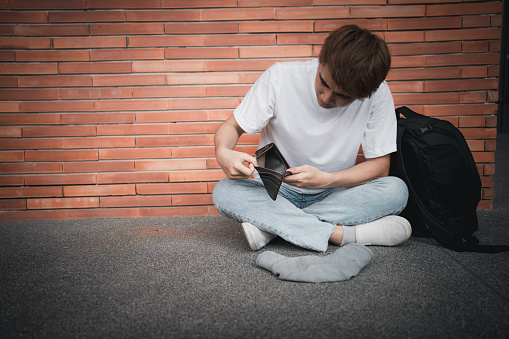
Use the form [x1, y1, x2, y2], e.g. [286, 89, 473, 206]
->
[255, 143, 292, 200]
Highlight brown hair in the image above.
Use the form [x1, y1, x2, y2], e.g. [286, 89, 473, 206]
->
[318, 25, 391, 99]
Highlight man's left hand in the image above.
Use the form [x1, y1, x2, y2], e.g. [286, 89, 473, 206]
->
[284, 165, 332, 189]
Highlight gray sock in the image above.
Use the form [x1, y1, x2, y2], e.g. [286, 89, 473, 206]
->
[340, 225, 357, 246]
[256, 243, 373, 283]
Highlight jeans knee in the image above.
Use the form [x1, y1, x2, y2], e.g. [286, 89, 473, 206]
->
[212, 178, 230, 208]
[386, 176, 409, 211]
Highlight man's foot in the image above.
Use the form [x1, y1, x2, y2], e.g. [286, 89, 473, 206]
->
[355, 216, 411, 246]
[241, 222, 277, 251]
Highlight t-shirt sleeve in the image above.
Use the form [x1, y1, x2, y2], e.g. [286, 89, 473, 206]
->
[233, 63, 279, 135]
[361, 81, 397, 159]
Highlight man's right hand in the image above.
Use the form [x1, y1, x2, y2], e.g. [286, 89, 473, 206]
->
[216, 148, 258, 180]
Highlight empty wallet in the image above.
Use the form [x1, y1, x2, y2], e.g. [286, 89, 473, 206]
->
[255, 143, 292, 200]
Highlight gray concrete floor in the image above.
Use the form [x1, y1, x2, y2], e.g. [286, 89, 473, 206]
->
[1, 134, 508, 339]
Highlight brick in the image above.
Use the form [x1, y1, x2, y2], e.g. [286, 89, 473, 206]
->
[99, 148, 171, 160]
[460, 66, 487, 78]
[136, 182, 207, 195]
[133, 86, 205, 99]
[23, 125, 94, 138]
[95, 99, 167, 112]
[135, 159, 207, 171]
[351, 5, 424, 18]
[9, 0, 85, 9]
[466, 140, 484, 152]
[389, 42, 461, 56]
[53, 36, 126, 49]
[425, 53, 500, 67]
[0, 37, 50, 49]
[425, 28, 500, 42]
[0, 162, 62, 174]
[0, 63, 57, 75]
[167, 72, 239, 85]
[63, 161, 134, 173]
[385, 31, 425, 43]
[239, 21, 313, 33]
[275, 7, 348, 20]
[67, 208, 140, 219]
[0, 186, 62, 199]
[0, 175, 24, 186]
[489, 40, 500, 52]
[201, 8, 274, 21]
[0, 101, 20, 112]
[97, 172, 168, 184]
[315, 0, 385, 4]
[239, 0, 311, 6]
[162, 0, 237, 7]
[62, 137, 135, 149]
[462, 41, 489, 53]
[482, 188, 494, 200]
[165, 22, 237, 35]
[169, 170, 224, 182]
[0, 113, 60, 125]
[314, 19, 388, 33]
[136, 135, 208, 147]
[59, 88, 132, 100]
[0, 11, 48, 23]
[20, 101, 94, 113]
[484, 164, 495, 176]
[393, 93, 459, 106]
[93, 74, 165, 87]
[460, 92, 486, 103]
[126, 10, 199, 22]
[25, 150, 98, 162]
[87, 0, 161, 8]
[424, 79, 498, 92]
[0, 76, 17, 87]
[18, 75, 92, 88]
[168, 122, 221, 135]
[208, 60, 277, 72]
[427, 2, 502, 16]
[170, 147, 215, 159]
[27, 197, 99, 209]
[388, 17, 462, 30]
[387, 81, 424, 93]
[0, 127, 21, 137]
[64, 184, 136, 197]
[203, 34, 276, 47]
[0, 89, 58, 100]
[0, 151, 24, 162]
[25, 173, 96, 186]
[165, 47, 238, 59]
[167, 98, 240, 110]
[459, 116, 485, 128]
[132, 60, 206, 73]
[137, 111, 208, 123]
[91, 49, 164, 61]
[100, 195, 171, 208]
[387, 68, 460, 81]
[49, 10, 125, 22]
[16, 50, 90, 62]
[460, 128, 497, 140]
[277, 33, 327, 45]
[13, 24, 89, 36]
[58, 62, 132, 74]
[487, 91, 498, 103]
[0, 199, 26, 210]
[97, 124, 168, 136]
[473, 152, 495, 163]
[62, 112, 134, 124]
[463, 15, 491, 28]
[392, 56, 425, 68]
[172, 194, 213, 206]
[206, 85, 251, 97]
[0, 138, 61, 150]
[481, 176, 494, 188]
[239, 46, 312, 58]
[90, 23, 164, 35]
[128, 35, 202, 48]
[0, 210, 67, 221]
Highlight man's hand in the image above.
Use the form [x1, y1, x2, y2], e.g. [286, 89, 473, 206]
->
[216, 148, 258, 180]
[284, 165, 332, 189]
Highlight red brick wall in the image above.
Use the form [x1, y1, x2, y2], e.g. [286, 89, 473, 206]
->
[0, 1, 502, 221]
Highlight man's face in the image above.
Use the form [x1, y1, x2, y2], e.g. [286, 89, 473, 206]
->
[315, 63, 355, 109]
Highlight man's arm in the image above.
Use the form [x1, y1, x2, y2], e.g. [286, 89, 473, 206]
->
[215, 115, 258, 180]
[284, 154, 390, 189]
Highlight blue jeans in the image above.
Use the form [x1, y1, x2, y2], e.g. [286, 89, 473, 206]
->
[213, 177, 409, 252]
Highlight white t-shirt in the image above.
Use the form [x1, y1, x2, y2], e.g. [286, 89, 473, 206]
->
[234, 59, 396, 194]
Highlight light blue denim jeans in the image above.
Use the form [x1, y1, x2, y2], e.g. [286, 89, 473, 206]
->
[213, 177, 409, 252]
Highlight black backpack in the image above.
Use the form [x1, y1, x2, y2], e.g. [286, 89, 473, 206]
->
[390, 106, 508, 252]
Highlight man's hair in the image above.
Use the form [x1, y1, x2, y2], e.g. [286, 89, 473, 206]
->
[318, 25, 391, 99]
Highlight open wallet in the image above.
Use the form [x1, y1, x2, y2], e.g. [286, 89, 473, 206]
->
[254, 143, 292, 200]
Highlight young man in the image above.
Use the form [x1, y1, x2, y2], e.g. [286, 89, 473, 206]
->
[213, 25, 411, 252]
